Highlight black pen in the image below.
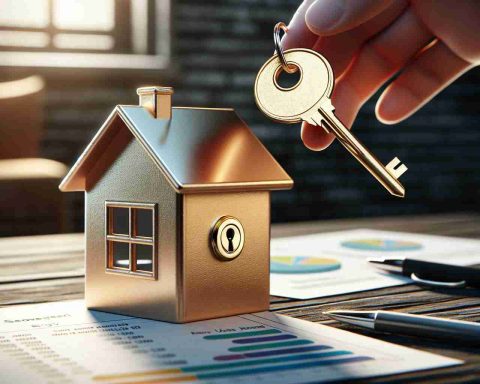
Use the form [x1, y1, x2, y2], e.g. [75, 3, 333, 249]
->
[325, 310, 480, 344]
[368, 257, 480, 288]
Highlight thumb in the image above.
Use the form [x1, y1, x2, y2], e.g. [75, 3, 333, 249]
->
[305, 0, 394, 36]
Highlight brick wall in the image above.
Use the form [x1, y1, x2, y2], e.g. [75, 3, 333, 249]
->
[41, 0, 480, 231]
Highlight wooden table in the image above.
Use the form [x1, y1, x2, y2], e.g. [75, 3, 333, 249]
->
[1, 213, 480, 383]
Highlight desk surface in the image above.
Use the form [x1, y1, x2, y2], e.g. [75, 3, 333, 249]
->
[1, 213, 480, 383]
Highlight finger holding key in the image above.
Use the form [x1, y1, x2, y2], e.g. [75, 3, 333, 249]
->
[254, 37, 408, 197]
[305, 0, 395, 36]
[282, 0, 318, 50]
[302, 5, 433, 151]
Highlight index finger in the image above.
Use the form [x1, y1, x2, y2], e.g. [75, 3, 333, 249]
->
[282, 0, 319, 50]
[306, 0, 395, 36]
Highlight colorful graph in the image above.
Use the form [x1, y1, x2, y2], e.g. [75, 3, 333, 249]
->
[271, 256, 341, 274]
[341, 239, 422, 252]
[94, 328, 371, 383]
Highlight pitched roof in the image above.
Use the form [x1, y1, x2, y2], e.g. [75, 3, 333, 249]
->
[59, 105, 293, 193]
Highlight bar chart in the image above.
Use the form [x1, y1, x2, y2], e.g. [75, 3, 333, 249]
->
[0, 300, 460, 384]
[93, 325, 373, 383]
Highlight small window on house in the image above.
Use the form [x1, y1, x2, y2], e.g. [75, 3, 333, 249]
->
[112, 207, 129, 235]
[134, 244, 153, 273]
[106, 202, 157, 279]
[111, 241, 130, 269]
[135, 208, 153, 238]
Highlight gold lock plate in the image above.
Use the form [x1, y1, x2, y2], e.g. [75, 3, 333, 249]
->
[211, 216, 245, 261]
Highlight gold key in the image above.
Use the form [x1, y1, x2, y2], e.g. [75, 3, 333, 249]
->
[254, 26, 407, 197]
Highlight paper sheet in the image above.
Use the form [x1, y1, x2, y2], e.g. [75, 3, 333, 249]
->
[271, 229, 480, 299]
[0, 300, 460, 383]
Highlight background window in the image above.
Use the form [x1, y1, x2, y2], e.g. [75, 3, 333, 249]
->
[106, 202, 156, 278]
[0, 0, 170, 70]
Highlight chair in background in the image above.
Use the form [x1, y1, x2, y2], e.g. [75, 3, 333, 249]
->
[0, 76, 68, 236]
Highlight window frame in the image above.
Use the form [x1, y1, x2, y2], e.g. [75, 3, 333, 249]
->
[105, 201, 157, 279]
[0, 0, 171, 72]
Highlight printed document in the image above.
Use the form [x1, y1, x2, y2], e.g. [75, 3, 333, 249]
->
[0, 300, 460, 383]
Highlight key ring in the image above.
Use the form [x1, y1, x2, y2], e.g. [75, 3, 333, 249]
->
[273, 22, 297, 74]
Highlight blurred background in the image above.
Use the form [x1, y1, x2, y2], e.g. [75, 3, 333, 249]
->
[0, 0, 479, 237]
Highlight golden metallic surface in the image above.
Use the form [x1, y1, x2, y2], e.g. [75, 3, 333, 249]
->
[60, 106, 293, 193]
[317, 108, 407, 197]
[210, 216, 245, 261]
[59, 112, 131, 192]
[136, 86, 174, 95]
[182, 192, 270, 322]
[62, 86, 290, 323]
[255, 48, 407, 198]
[86, 141, 270, 322]
[137, 86, 173, 119]
[255, 49, 333, 123]
[85, 139, 180, 323]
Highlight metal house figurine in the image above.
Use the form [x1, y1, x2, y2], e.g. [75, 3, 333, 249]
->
[59, 86, 293, 323]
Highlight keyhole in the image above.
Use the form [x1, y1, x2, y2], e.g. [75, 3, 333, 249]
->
[226, 227, 235, 252]
[212, 217, 244, 260]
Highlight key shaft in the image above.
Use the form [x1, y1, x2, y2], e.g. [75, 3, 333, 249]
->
[316, 107, 406, 197]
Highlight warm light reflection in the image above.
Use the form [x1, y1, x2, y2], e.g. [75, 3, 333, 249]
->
[54, 33, 114, 50]
[0, 159, 68, 180]
[0, 75, 44, 99]
[195, 124, 251, 183]
[0, 0, 170, 70]
[0, 0, 49, 28]
[131, 0, 148, 54]
[209, 128, 248, 183]
[0, 31, 49, 48]
[53, 0, 114, 31]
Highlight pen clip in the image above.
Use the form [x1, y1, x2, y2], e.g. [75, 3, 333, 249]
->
[410, 273, 466, 288]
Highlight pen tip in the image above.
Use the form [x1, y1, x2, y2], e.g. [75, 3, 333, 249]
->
[367, 257, 404, 272]
[324, 310, 376, 329]
[367, 258, 386, 264]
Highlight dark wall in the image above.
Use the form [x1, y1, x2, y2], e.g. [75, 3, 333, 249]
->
[41, 0, 480, 231]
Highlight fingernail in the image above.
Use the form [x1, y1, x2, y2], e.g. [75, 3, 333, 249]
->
[376, 90, 408, 125]
[306, 0, 345, 34]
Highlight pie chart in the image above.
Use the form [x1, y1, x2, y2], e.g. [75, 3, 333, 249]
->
[271, 256, 341, 274]
[341, 239, 422, 252]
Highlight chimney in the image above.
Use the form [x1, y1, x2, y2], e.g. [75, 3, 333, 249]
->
[137, 86, 174, 119]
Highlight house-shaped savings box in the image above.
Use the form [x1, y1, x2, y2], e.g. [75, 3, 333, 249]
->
[60, 86, 293, 323]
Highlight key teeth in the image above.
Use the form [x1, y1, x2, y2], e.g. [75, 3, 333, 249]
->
[386, 157, 408, 179]
[302, 111, 331, 134]
[303, 112, 320, 126]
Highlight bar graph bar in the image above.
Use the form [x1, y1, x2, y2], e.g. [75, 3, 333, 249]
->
[214, 345, 332, 361]
[196, 356, 374, 380]
[203, 329, 281, 340]
[232, 334, 297, 344]
[229, 339, 313, 352]
[94, 351, 363, 382]
[182, 350, 354, 373]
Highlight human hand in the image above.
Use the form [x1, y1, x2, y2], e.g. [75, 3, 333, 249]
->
[282, 0, 479, 151]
